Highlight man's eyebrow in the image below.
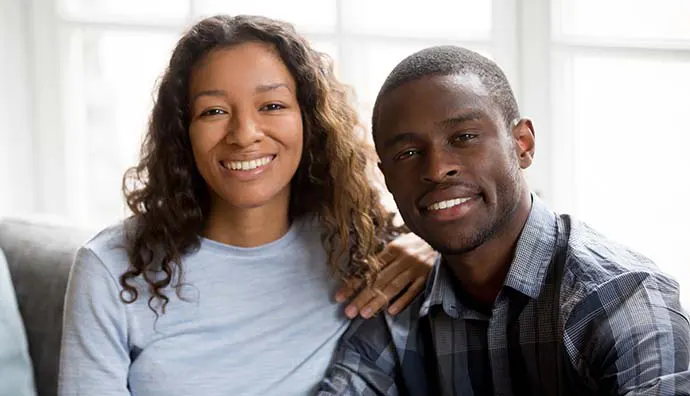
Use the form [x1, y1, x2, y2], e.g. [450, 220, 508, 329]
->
[255, 83, 291, 94]
[190, 89, 227, 104]
[382, 132, 422, 150]
[437, 111, 485, 128]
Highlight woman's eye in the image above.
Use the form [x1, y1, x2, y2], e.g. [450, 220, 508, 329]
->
[395, 149, 420, 161]
[260, 103, 285, 111]
[200, 108, 227, 117]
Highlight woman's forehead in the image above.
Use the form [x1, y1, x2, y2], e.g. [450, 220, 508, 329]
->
[189, 43, 295, 92]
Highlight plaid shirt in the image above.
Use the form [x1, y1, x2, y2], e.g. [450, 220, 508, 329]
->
[317, 196, 690, 395]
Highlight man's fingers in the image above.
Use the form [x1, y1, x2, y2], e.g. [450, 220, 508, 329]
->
[335, 278, 362, 303]
[344, 287, 376, 319]
[376, 241, 407, 266]
[334, 286, 354, 303]
[358, 293, 389, 319]
[387, 276, 426, 315]
[340, 263, 401, 317]
[360, 269, 414, 319]
[341, 232, 434, 318]
[372, 258, 406, 289]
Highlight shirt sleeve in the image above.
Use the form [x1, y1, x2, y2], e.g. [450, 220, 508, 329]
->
[316, 314, 402, 396]
[58, 247, 132, 396]
[566, 271, 690, 395]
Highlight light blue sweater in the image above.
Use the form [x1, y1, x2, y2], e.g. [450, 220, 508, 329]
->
[58, 216, 348, 396]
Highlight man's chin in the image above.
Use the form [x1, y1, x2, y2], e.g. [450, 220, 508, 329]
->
[425, 231, 489, 257]
[434, 243, 483, 256]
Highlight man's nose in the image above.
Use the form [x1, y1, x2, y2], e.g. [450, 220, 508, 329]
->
[420, 149, 460, 183]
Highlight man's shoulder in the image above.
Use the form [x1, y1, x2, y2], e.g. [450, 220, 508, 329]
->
[562, 215, 672, 285]
[557, 214, 681, 318]
[341, 292, 426, 350]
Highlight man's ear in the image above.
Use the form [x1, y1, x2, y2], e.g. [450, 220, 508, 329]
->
[376, 160, 395, 193]
[512, 118, 535, 169]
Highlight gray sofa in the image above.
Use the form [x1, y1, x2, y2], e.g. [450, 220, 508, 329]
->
[0, 218, 92, 396]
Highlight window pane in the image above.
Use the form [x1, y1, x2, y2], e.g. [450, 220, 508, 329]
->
[554, 0, 690, 41]
[59, 0, 189, 22]
[66, 29, 178, 226]
[342, 0, 491, 39]
[305, 39, 341, 76]
[306, 39, 338, 61]
[195, 0, 337, 33]
[561, 54, 690, 306]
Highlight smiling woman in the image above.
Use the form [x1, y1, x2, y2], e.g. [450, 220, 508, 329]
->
[56, 15, 437, 396]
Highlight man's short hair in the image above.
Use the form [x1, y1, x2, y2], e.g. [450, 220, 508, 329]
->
[372, 45, 520, 136]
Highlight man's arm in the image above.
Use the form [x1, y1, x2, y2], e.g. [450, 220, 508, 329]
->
[566, 271, 690, 395]
[317, 314, 402, 396]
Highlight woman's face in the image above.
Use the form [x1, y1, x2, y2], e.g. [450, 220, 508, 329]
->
[188, 42, 303, 213]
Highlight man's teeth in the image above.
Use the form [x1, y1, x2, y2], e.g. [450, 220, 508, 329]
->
[224, 156, 273, 171]
[427, 197, 471, 211]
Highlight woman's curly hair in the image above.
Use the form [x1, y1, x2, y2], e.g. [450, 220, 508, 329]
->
[121, 14, 400, 313]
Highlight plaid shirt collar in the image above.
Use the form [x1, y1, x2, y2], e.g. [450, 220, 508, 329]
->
[419, 194, 559, 319]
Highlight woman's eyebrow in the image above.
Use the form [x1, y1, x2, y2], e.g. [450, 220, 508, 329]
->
[255, 83, 291, 94]
[191, 89, 227, 104]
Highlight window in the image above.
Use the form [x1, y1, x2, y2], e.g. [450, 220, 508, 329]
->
[5, 0, 689, 306]
[550, 0, 690, 306]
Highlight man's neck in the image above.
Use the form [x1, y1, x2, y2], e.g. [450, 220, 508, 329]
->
[444, 190, 532, 306]
[203, 190, 291, 248]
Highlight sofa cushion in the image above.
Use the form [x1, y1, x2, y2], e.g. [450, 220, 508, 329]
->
[0, 218, 92, 396]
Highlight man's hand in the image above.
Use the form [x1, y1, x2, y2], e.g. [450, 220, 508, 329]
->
[335, 232, 437, 319]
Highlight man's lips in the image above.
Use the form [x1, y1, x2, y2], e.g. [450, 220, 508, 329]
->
[417, 187, 481, 212]
[418, 194, 481, 222]
[425, 196, 473, 211]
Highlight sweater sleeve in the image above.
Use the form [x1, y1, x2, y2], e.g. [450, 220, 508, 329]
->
[58, 246, 132, 396]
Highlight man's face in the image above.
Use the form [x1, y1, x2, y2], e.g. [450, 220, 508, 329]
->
[375, 74, 534, 255]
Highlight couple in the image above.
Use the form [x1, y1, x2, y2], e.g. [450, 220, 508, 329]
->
[58, 14, 690, 396]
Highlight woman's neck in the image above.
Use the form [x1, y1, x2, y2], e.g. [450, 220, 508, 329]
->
[203, 193, 291, 248]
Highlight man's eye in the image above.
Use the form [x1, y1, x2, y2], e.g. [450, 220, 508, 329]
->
[395, 149, 420, 161]
[260, 103, 285, 111]
[200, 108, 227, 117]
[452, 133, 477, 143]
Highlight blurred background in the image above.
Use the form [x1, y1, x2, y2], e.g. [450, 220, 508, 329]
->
[0, 0, 688, 306]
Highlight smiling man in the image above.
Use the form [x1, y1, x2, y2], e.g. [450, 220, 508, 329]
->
[318, 46, 690, 395]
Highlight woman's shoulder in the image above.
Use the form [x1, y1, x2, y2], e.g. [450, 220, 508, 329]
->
[78, 221, 130, 273]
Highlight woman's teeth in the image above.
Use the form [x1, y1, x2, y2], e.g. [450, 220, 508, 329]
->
[427, 197, 471, 211]
[224, 156, 273, 171]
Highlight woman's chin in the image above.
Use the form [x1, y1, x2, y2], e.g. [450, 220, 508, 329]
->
[214, 188, 291, 213]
